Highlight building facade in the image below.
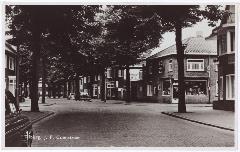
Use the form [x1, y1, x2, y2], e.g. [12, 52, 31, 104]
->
[213, 5, 235, 111]
[5, 42, 17, 96]
[135, 36, 218, 104]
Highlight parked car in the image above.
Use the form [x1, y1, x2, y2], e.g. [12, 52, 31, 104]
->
[67, 93, 75, 100]
[5, 96, 33, 147]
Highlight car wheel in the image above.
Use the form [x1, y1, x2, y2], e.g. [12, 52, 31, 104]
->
[21, 129, 33, 147]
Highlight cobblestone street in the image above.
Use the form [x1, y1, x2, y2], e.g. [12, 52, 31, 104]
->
[28, 99, 234, 147]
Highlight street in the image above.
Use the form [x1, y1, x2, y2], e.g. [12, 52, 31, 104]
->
[31, 99, 234, 147]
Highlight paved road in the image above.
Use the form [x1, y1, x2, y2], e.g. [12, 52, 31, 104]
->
[32, 99, 234, 147]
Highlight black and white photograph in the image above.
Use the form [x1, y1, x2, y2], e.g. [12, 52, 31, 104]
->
[1, 2, 238, 150]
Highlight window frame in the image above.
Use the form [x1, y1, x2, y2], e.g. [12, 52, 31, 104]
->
[107, 69, 112, 78]
[187, 59, 204, 72]
[226, 74, 235, 100]
[118, 70, 123, 77]
[8, 56, 15, 71]
[147, 84, 153, 96]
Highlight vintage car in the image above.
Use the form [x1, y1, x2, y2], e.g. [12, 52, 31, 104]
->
[5, 100, 33, 147]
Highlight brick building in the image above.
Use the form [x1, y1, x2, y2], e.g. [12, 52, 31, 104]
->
[135, 36, 218, 103]
[213, 5, 235, 111]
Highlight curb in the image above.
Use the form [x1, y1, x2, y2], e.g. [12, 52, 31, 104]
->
[31, 111, 54, 124]
[161, 112, 234, 131]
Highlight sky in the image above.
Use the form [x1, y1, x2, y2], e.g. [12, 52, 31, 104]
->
[150, 19, 220, 55]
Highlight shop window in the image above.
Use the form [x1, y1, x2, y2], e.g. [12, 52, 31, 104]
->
[226, 74, 234, 100]
[169, 60, 173, 72]
[187, 59, 204, 71]
[9, 57, 15, 70]
[147, 85, 153, 96]
[185, 81, 207, 95]
[162, 80, 170, 96]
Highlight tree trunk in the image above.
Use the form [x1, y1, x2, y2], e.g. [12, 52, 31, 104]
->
[42, 57, 46, 104]
[125, 64, 131, 103]
[75, 74, 80, 100]
[30, 30, 40, 112]
[100, 68, 106, 102]
[175, 21, 186, 113]
[24, 82, 28, 98]
[63, 80, 67, 98]
[67, 80, 71, 97]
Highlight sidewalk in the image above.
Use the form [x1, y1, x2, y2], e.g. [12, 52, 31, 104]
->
[162, 104, 235, 131]
[19, 98, 55, 124]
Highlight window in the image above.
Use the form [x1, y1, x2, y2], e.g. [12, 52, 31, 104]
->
[162, 80, 170, 96]
[215, 80, 218, 97]
[158, 61, 164, 73]
[95, 75, 98, 81]
[9, 57, 15, 70]
[83, 77, 87, 83]
[187, 59, 204, 71]
[185, 81, 207, 95]
[139, 70, 143, 80]
[149, 66, 153, 74]
[218, 34, 227, 55]
[154, 87, 157, 95]
[214, 62, 218, 72]
[118, 70, 123, 77]
[147, 85, 153, 96]
[98, 75, 101, 80]
[230, 32, 235, 52]
[226, 74, 234, 100]
[88, 76, 91, 83]
[5, 55, 7, 68]
[107, 69, 112, 78]
[169, 60, 173, 72]
[93, 85, 98, 96]
[219, 77, 223, 99]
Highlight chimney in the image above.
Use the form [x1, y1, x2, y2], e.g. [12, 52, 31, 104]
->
[196, 31, 203, 37]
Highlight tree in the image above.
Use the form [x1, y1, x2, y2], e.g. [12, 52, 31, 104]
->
[134, 5, 226, 112]
[104, 6, 165, 103]
[6, 5, 101, 111]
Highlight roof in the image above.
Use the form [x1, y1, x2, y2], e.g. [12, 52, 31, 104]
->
[148, 37, 217, 59]
[5, 42, 17, 55]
